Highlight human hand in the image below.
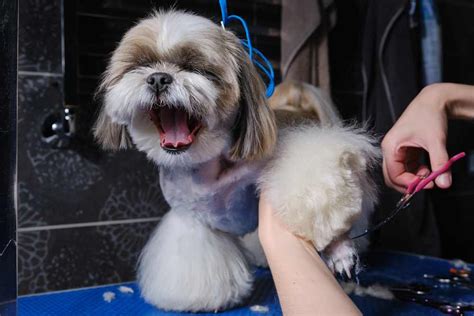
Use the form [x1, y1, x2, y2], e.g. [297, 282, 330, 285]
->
[382, 84, 451, 193]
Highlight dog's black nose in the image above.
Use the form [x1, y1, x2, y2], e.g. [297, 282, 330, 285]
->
[146, 72, 173, 93]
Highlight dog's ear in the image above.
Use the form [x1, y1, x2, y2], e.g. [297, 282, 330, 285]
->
[229, 44, 277, 161]
[93, 106, 132, 150]
[93, 67, 133, 150]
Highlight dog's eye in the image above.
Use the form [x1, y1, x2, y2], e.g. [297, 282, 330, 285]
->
[180, 63, 196, 73]
[182, 65, 218, 82]
[201, 70, 218, 81]
[137, 61, 155, 68]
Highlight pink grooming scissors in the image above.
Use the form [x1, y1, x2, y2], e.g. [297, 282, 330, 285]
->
[351, 152, 466, 240]
[397, 152, 466, 208]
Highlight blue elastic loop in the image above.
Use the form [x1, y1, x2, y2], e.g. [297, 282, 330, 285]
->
[228, 15, 253, 61]
[241, 43, 275, 97]
[218, 0, 275, 98]
[219, 0, 228, 24]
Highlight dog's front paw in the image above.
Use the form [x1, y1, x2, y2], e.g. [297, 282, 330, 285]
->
[324, 238, 359, 279]
[138, 211, 253, 312]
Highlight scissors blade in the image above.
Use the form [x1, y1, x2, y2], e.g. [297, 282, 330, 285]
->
[350, 200, 411, 240]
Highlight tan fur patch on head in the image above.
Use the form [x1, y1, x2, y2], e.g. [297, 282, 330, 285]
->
[99, 26, 160, 91]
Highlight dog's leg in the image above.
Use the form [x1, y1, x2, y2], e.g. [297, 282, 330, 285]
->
[324, 195, 373, 278]
[137, 210, 253, 312]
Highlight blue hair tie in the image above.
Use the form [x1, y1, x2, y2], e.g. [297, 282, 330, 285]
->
[219, 0, 275, 98]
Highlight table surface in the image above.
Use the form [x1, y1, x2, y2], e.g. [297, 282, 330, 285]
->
[18, 250, 474, 316]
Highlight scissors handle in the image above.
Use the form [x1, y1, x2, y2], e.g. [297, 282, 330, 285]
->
[353, 152, 466, 240]
[406, 152, 466, 195]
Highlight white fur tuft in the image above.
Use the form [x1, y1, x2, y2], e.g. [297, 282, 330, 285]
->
[342, 282, 395, 300]
[258, 124, 380, 252]
[137, 210, 254, 312]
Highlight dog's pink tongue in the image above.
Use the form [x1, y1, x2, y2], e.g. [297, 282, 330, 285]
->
[159, 107, 192, 148]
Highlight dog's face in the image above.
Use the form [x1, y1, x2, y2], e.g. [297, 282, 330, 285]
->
[94, 11, 276, 167]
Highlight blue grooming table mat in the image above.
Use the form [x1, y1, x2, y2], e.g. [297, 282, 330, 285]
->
[18, 251, 474, 315]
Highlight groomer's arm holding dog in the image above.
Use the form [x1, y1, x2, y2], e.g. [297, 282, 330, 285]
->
[258, 195, 362, 316]
[382, 83, 474, 192]
[257, 83, 474, 315]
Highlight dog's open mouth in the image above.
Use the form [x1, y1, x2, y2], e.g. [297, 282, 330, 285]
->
[148, 106, 202, 154]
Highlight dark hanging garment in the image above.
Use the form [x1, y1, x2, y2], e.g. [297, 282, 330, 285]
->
[361, 0, 441, 256]
[361, 0, 421, 131]
[281, 0, 336, 94]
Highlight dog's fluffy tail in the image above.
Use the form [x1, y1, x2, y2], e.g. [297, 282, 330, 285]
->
[268, 80, 341, 126]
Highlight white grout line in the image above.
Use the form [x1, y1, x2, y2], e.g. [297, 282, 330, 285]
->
[18, 71, 63, 77]
[18, 217, 161, 232]
[0, 239, 16, 257]
[0, 299, 17, 306]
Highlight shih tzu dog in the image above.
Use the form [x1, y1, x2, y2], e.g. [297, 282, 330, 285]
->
[94, 10, 379, 312]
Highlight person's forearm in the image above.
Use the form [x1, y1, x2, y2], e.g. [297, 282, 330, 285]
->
[259, 199, 361, 316]
[433, 83, 474, 119]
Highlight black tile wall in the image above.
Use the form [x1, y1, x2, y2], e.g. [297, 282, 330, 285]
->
[18, 222, 157, 294]
[18, 0, 62, 73]
[0, 0, 18, 314]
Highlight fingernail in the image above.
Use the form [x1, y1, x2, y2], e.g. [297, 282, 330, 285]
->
[437, 174, 451, 187]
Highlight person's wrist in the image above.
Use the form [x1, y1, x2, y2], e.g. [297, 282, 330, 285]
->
[441, 83, 474, 119]
[421, 83, 451, 113]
